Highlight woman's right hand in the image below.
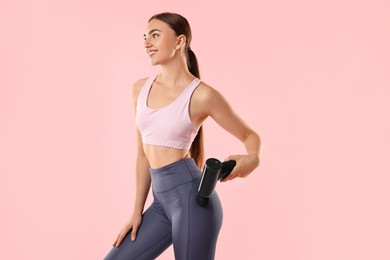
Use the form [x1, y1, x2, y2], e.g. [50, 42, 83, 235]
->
[113, 213, 143, 247]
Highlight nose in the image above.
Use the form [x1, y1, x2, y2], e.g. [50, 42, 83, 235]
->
[144, 37, 152, 48]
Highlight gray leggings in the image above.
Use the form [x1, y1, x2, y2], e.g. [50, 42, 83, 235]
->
[103, 158, 223, 260]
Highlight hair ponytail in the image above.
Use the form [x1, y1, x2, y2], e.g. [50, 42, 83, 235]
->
[187, 48, 200, 79]
[148, 12, 205, 170]
[186, 47, 204, 170]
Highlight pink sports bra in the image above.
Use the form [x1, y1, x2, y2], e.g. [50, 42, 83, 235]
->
[135, 74, 201, 150]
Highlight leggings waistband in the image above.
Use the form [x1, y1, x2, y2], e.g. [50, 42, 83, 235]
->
[149, 158, 202, 192]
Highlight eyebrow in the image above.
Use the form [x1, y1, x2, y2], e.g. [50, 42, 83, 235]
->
[143, 29, 162, 37]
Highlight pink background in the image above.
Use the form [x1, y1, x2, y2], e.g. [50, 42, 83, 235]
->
[1, 0, 389, 259]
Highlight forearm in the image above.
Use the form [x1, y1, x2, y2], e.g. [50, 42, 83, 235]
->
[132, 154, 151, 216]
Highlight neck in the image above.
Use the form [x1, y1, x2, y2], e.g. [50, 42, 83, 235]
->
[158, 54, 194, 87]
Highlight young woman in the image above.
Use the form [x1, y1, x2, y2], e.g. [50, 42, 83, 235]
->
[104, 12, 261, 260]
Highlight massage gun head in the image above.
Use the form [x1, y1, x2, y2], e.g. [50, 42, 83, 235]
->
[197, 196, 209, 207]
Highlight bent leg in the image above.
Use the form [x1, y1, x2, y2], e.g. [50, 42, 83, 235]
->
[104, 201, 172, 260]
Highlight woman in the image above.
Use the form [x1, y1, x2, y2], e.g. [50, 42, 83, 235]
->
[104, 12, 261, 260]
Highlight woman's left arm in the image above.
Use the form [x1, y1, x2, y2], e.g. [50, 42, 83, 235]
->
[204, 85, 262, 182]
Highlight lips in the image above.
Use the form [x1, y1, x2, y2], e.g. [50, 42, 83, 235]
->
[148, 49, 158, 56]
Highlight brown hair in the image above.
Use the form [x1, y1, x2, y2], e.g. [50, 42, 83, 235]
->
[148, 12, 204, 170]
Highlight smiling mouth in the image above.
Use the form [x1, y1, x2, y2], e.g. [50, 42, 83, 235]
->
[148, 50, 157, 56]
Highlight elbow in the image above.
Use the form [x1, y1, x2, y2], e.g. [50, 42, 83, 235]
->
[245, 130, 262, 159]
[245, 129, 261, 143]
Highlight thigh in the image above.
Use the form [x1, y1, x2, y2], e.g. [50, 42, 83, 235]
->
[104, 201, 173, 260]
[170, 179, 223, 260]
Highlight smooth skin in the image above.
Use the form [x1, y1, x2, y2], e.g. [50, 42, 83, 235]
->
[113, 18, 262, 248]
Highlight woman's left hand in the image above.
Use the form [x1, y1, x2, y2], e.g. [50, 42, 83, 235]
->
[220, 154, 260, 182]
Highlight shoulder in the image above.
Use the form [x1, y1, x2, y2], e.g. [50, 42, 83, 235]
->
[194, 80, 226, 105]
[131, 77, 149, 105]
[194, 80, 220, 100]
[192, 80, 227, 115]
[132, 77, 149, 95]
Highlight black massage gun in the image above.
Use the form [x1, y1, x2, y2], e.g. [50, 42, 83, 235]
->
[197, 158, 236, 207]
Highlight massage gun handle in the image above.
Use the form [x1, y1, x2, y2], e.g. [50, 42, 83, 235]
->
[218, 160, 236, 180]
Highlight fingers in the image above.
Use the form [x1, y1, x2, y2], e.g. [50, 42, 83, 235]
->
[131, 226, 139, 241]
[113, 227, 130, 248]
[223, 154, 239, 162]
[111, 216, 143, 247]
[115, 231, 127, 247]
[220, 170, 236, 182]
[221, 155, 243, 182]
[220, 165, 240, 182]
[114, 232, 123, 248]
[113, 232, 121, 247]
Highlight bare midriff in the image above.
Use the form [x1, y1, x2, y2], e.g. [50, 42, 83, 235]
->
[143, 144, 191, 169]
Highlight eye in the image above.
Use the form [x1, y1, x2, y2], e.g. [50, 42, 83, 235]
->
[152, 33, 159, 38]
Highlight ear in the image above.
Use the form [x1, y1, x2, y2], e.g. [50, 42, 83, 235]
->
[175, 34, 187, 50]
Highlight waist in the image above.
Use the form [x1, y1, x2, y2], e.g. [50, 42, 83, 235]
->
[144, 144, 190, 168]
[149, 157, 202, 192]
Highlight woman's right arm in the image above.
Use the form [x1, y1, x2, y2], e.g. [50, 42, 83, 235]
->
[113, 79, 150, 247]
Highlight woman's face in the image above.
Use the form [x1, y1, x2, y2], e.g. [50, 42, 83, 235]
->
[144, 19, 185, 65]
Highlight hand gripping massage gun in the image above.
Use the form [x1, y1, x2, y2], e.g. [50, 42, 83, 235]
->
[197, 158, 236, 207]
